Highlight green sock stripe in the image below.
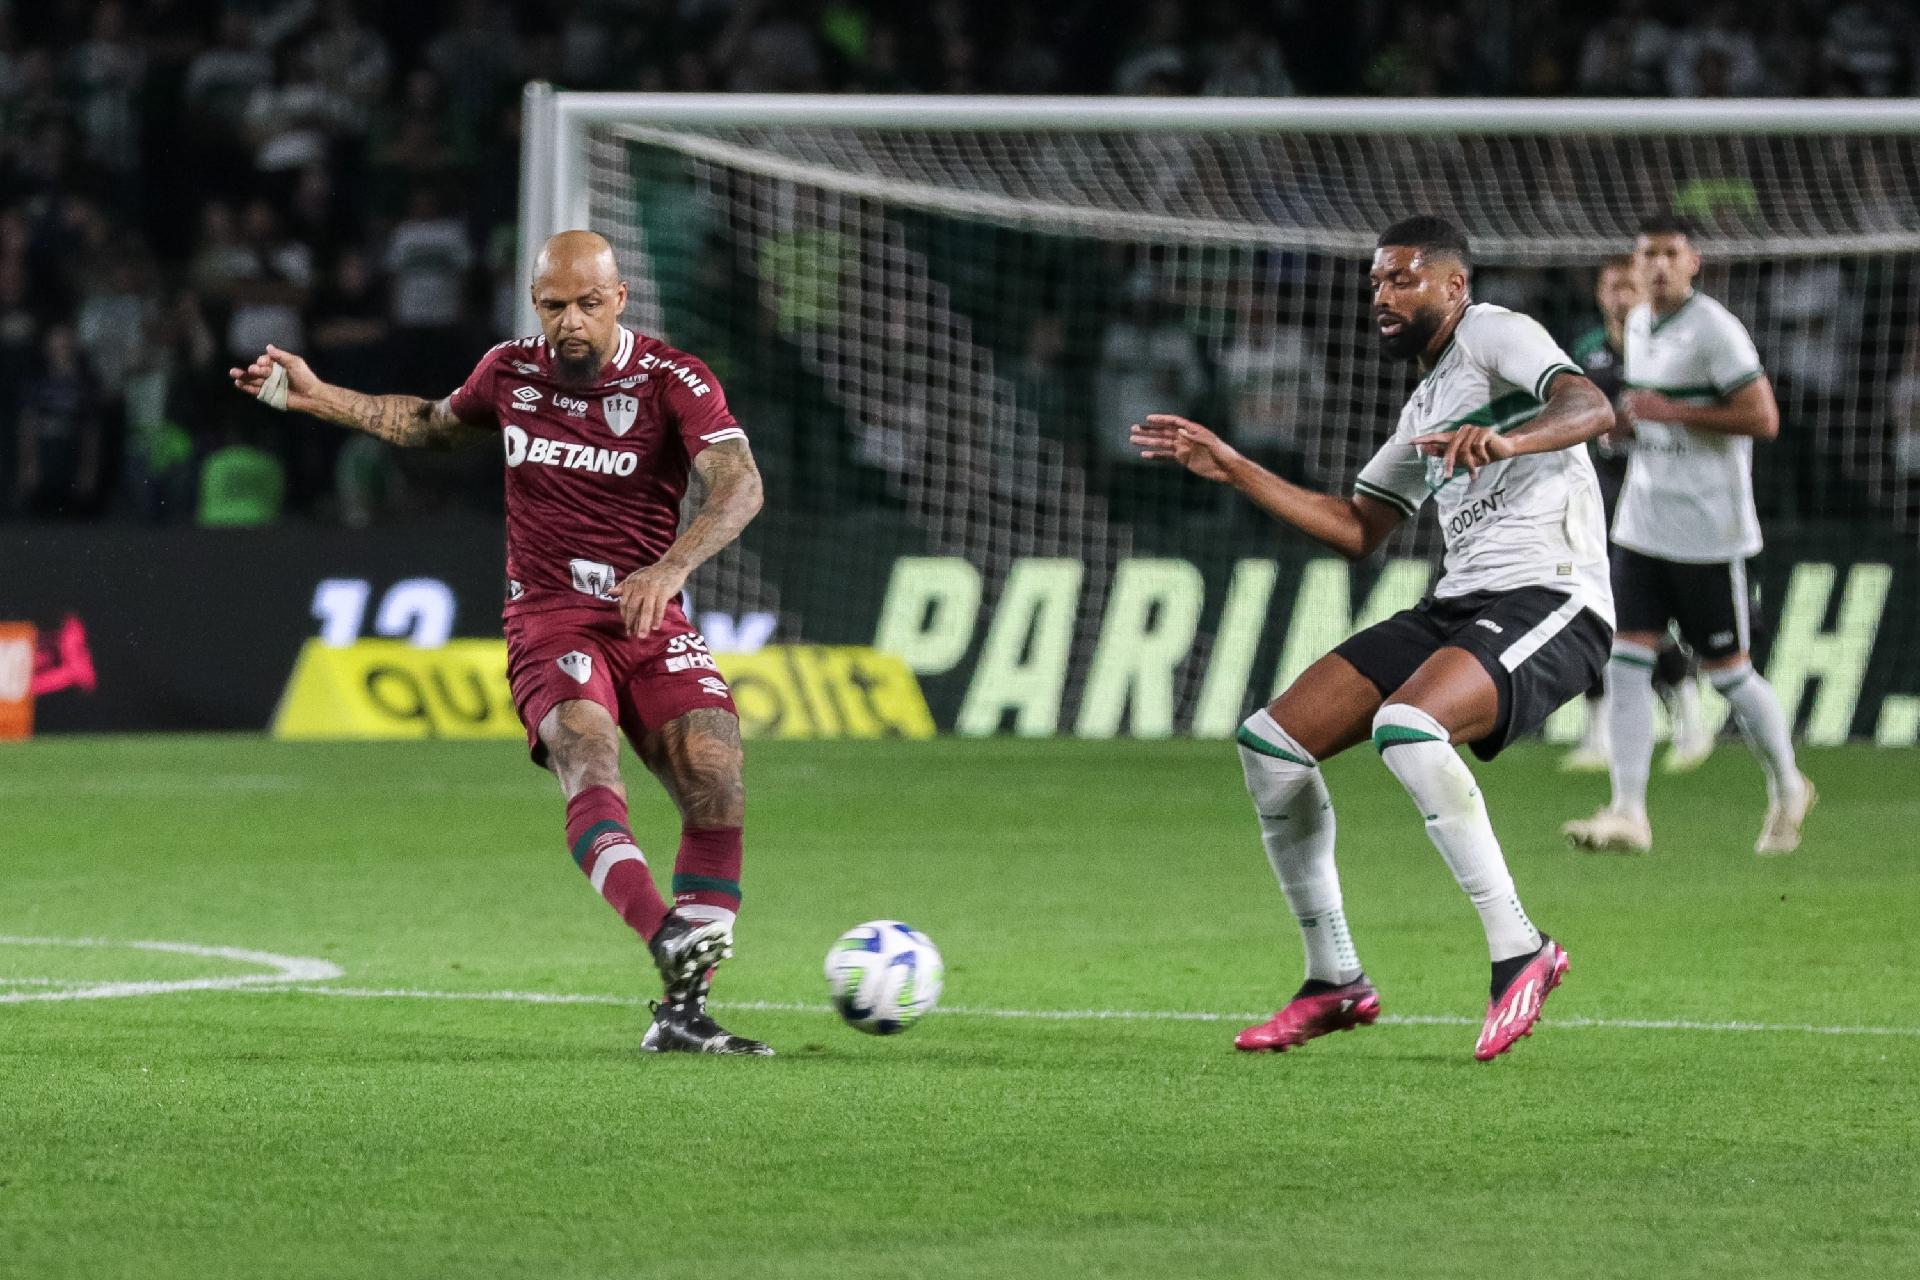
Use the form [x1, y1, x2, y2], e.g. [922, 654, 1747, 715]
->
[1235, 725, 1313, 767]
[1610, 651, 1657, 670]
[569, 820, 627, 868]
[672, 873, 743, 901]
[1372, 724, 1443, 752]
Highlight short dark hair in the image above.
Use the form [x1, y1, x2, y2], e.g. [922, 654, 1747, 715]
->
[1636, 213, 1697, 239]
[1596, 253, 1635, 278]
[1377, 216, 1472, 272]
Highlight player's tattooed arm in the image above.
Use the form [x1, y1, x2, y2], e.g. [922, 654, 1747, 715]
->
[1415, 371, 1611, 479]
[614, 439, 765, 635]
[228, 344, 489, 450]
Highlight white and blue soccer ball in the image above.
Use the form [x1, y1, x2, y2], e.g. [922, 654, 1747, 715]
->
[824, 920, 943, 1035]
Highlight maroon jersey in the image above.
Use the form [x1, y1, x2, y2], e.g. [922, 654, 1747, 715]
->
[448, 325, 745, 618]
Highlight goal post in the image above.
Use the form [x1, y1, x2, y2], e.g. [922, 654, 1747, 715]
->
[518, 87, 1920, 744]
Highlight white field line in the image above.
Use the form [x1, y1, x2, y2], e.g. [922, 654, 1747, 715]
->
[0, 936, 343, 1004]
[241, 986, 1920, 1040]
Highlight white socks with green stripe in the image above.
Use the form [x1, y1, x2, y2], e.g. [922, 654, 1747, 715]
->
[1606, 640, 1658, 820]
[1236, 710, 1362, 986]
[1709, 658, 1803, 805]
[1372, 704, 1542, 964]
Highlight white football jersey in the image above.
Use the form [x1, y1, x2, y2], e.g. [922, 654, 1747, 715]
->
[1613, 292, 1767, 562]
[1354, 303, 1613, 625]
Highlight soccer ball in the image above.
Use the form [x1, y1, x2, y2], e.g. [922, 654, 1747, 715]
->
[823, 920, 943, 1034]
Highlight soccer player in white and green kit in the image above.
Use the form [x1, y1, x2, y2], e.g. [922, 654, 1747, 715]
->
[1563, 215, 1815, 857]
[1131, 217, 1616, 1061]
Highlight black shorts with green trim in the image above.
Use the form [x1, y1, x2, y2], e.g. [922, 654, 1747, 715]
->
[1611, 545, 1752, 661]
[1333, 586, 1613, 762]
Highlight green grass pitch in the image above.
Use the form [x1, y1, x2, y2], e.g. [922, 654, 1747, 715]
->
[3, 735, 1918, 1279]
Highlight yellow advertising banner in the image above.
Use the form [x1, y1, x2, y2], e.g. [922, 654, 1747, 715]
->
[272, 640, 935, 741]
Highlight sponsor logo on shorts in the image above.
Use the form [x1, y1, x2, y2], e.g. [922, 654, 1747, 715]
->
[511, 385, 542, 405]
[502, 423, 639, 476]
[666, 652, 719, 674]
[507, 578, 524, 600]
[1475, 618, 1504, 634]
[569, 558, 621, 601]
[697, 675, 730, 698]
[557, 651, 593, 684]
[665, 633, 709, 656]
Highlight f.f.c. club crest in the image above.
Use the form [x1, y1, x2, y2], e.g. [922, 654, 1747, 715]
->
[602, 393, 638, 437]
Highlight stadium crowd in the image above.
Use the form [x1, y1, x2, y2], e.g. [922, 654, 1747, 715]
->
[3, 0, 1917, 525]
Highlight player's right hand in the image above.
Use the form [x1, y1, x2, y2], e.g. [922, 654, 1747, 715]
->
[229, 344, 323, 414]
[1130, 414, 1240, 484]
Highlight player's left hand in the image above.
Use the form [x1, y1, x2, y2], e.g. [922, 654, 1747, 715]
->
[614, 562, 691, 636]
[1412, 425, 1514, 479]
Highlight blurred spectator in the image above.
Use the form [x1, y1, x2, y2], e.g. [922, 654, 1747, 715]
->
[1824, 1, 1915, 96]
[1203, 21, 1295, 98]
[303, 0, 393, 127]
[1114, 1, 1189, 95]
[1095, 267, 1207, 471]
[222, 200, 314, 361]
[1576, 0, 1668, 96]
[1666, 3, 1766, 97]
[15, 325, 104, 518]
[183, 13, 274, 143]
[1892, 339, 1920, 483]
[716, 1, 829, 93]
[425, 0, 518, 147]
[75, 253, 150, 396]
[63, 1, 144, 178]
[121, 290, 215, 522]
[243, 45, 354, 177]
[384, 187, 473, 385]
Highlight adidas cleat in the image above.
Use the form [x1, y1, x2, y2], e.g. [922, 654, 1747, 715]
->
[641, 996, 774, 1056]
[1235, 978, 1381, 1052]
[1474, 937, 1569, 1062]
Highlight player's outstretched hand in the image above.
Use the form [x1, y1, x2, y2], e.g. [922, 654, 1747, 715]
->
[229, 344, 323, 414]
[1413, 424, 1513, 480]
[1128, 414, 1241, 484]
[614, 562, 691, 637]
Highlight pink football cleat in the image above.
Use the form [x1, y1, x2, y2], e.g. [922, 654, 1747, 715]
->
[1235, 978, 1381, 1052]
[1474, 938, 1569, 1062]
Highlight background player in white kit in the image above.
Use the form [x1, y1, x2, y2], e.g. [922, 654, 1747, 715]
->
[1131, 217, 1615, 1061]
[1564, 215, 1815, 857]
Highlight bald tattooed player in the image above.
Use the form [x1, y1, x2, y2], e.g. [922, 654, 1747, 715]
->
[232, 231, 773, 1054]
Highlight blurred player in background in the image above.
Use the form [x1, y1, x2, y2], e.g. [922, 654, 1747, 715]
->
[232, 231, 774, 1054]
[1132, 217, 1614, 1062]
[1561, 255, 1712, 775]
[1563, 215, 1814, 857]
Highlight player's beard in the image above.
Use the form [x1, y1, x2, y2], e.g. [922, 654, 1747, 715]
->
[552, 339, 604, 386]
[1376, 304, 1445, 362]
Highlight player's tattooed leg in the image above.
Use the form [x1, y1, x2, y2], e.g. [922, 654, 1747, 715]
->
[642, 707, 746, 828]
[539, 698, 625, 798]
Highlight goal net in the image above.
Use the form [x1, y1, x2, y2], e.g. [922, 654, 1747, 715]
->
[523, 94, 1920, 744]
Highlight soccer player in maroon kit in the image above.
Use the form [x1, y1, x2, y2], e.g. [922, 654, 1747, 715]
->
[230, 231, 773, 1054]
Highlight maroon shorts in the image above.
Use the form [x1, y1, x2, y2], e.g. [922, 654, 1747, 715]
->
[505, 600, 738, 766]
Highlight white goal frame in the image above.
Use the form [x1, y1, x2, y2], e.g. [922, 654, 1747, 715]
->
[515, 87, 1920, 334]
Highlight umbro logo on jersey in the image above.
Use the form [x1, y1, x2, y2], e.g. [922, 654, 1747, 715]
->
[511, 385, 542, 405]
[603, 393, 638, 437]
[556, 651, 593, 684]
